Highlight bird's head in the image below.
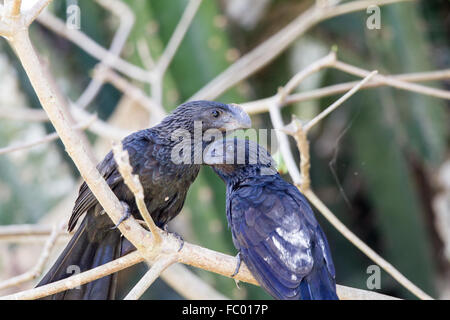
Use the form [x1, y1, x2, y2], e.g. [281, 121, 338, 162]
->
[204, 138, 278, 181]
[163, 100, 251, 133]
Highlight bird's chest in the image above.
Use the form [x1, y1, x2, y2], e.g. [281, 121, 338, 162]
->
[139, 163, 199, 224]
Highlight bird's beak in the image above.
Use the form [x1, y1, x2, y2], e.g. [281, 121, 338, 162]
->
[222, 103, 252, 131]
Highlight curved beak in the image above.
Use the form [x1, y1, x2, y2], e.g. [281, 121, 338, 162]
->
[222, 103, 252, 131]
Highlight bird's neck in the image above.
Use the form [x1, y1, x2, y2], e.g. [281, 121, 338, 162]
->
[216, 164, 278, 187]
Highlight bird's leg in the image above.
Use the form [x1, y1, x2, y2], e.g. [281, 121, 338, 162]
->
[231, 251, 243, 277]
[163, 225, 184, 252]
[111, 201, 131, 229]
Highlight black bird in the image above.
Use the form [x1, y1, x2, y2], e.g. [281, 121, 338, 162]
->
[37, 101, 251, 300]
[204, 138, 338, 300]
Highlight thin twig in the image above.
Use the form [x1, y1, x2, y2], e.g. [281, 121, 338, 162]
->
[269, 52, 336, 185]
[304, 189, 433, 300]
[0, 114, 96, 155]
[37, 11, 152, 83]
[160, 264, 229, 300]
[0, 107, 49, 121]
[76, 0, 135, 109]
[154, 0, 202, 76]
[97, 67, 166, 121]
[240, 68, 450, 114]
[190, 0, 414, 101]
[136, 38, 155, 70]
[0, 223, 63, 290]
[124, 255, 177, 300]
[0, 224, 70, 244]
[112, 142, 162, 245]
[303, 70, 378, 132]
[24, 0, 51, 26]
[333, 61, 450, 100]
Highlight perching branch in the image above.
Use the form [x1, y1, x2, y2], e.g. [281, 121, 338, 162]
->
[0, 237, 397, 300]
[112, 142, 163, 245]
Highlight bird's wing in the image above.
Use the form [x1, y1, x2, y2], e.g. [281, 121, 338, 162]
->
[68, 151, 123, 231]
[230, 178, 334, 299]
[68, 130, 157, 232]
[285, 185, 336, 279]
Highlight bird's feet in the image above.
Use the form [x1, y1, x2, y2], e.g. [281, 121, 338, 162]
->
[111, 202, 131, 230]
[163, 225, 184, 252]
[231, 252, 242, 278]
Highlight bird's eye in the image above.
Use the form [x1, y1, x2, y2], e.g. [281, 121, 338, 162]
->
[211, 110, 220, 118]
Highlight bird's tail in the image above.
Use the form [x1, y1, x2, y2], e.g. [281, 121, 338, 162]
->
[298, 244, 339, 300]
[36, 213, 122, 300]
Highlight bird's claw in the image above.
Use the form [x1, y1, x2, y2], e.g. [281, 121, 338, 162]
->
[111, 202, 131, 230]
[163, 225, 184, 252]
[231, 252, 242, 278]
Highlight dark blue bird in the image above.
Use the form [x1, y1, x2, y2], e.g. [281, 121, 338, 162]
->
[204, 138, 338, 300]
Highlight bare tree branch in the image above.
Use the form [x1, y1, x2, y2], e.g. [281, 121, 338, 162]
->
[160, 264, 229, 300]
[190, 0, 414, 101]
[269, 52, 337, 185]
[7, 0, 22, 17]
[0, 240, 398, 300]
[124, 255, 177, 300]
[112, 142, 162, 245]
[154, 0, 202, 77]
[24, 0, 52, 26]
[76, 0, 135, 109]
[0, 107, 49, 121]
[0, 223, 63, 290]
[96, 67, 166, 122]
[0, 114, 96, 155]
[303, 70, 378, 133]
[333, 61, 450, 100]
[37, 11, 152, 82]
[240, 68, 450, 114]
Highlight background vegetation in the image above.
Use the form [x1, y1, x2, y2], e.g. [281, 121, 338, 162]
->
[0, 0, 449, 299]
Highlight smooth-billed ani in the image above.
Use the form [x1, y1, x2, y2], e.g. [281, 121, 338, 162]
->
[204, 138, 338, 300]
[37, 101, 251, 300]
